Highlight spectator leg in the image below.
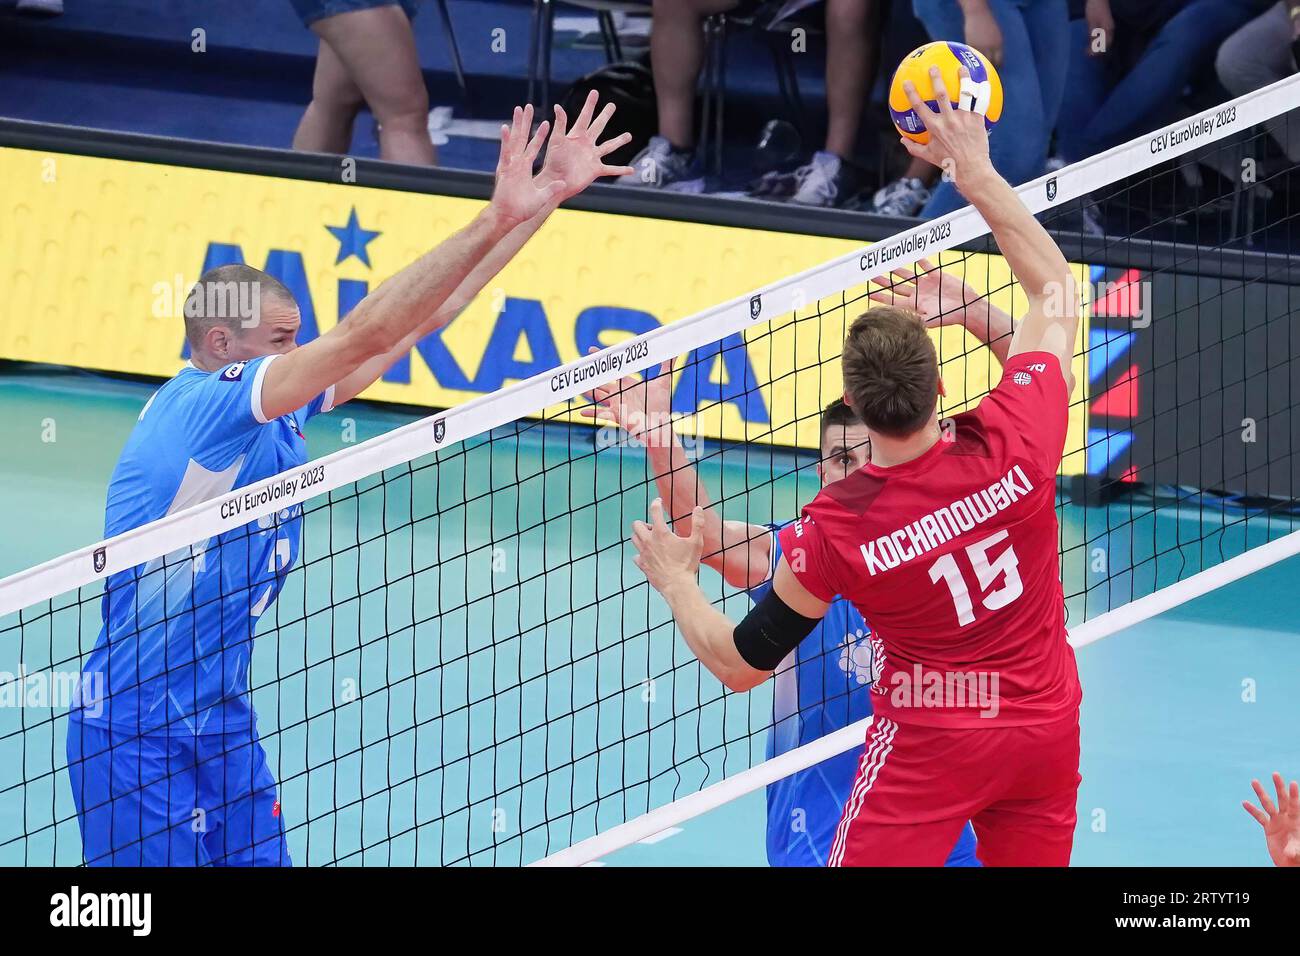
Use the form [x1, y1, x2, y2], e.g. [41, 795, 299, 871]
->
[1022, 0, 1070, 137]
[651, 0, 740, 150]
[311, 5, 436, 166]
[1055, 18, 1112, 164]
[292, 39, 366, 155]
[1217, 2, 1300, 163]
[823, 0, 881, 159]
[1066, 0, 1263, 159]
[918, 0, 1058, 216]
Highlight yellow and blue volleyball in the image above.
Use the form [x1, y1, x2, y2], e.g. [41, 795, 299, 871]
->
[888, 41, 1003, 145]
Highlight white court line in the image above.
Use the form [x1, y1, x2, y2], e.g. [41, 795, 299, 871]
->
[533, 528, 1300, 867]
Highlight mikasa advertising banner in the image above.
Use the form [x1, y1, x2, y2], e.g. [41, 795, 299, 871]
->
[0, 147, 1087, 471]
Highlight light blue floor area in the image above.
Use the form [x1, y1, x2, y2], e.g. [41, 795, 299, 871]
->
[0, 368, 1295, 867]
[597, 558, 1300, 867]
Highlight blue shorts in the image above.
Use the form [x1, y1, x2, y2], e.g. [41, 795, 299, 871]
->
[66, 718, 290, 867]
[290, 0, 419, 27]
[945, 821, 982, 867]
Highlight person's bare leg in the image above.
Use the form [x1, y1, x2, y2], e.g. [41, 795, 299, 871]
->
[311, 5, 436, 166]
[902, 156, 940, 186]
[823, 0, 876, 158]
[651, 0, 738, 150]
[293, 39, 366, 155]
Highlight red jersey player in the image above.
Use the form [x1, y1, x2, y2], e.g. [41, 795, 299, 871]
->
[631, 65, 1082, 866]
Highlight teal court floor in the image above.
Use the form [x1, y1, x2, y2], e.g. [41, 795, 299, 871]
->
[0, 368, 1296, 866]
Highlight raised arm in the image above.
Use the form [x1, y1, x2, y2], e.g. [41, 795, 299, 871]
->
[581, 354, 772, 590]
[258, 105, 559, 421]
[329, 203, 556, 408]
[899, 68, 1079, 394]
[867, 256, 1016, 367]
[329, 93, 633, 408]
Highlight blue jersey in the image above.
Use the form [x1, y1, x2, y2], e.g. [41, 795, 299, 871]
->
[72, 356, 333, 736]
[750, 523, 979, 867]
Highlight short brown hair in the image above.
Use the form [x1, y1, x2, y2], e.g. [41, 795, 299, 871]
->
[841, 306, 938, 437]
[183, 264, 296, 350]
[819, 397, 859, 440]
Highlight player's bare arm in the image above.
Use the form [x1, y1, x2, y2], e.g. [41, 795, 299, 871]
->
[261, 99, 631, 420]
[330, 93, 634, 407]
[868, 256, 1016, 366]
[583, 355, 772, 590]
[899, 68, 1078, 394]
[632, 499, 829, 692]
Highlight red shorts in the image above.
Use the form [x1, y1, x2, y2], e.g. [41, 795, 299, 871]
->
[828, 710, 1081, 867]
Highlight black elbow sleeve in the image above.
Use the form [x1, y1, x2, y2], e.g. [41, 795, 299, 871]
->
[733, 589, 822, 671]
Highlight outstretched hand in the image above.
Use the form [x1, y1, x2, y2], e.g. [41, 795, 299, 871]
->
[578, 350, 674, 444]
[541, 90, 635, 201]
[491, 105, 565, 225]
[899, 66, 993, 191]
[631, 499, 705, 595]
[867, 257, 980, 331]
[1243, 772, 1300, 867]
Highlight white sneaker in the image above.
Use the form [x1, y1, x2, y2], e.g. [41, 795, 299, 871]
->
[617, 136, 701, 189]
[789, 151, 845, 207]
[871, 177, 931, 217]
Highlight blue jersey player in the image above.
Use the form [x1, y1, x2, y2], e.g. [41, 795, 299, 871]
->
[66, 98, 635, 865]
[585, 259, 1017, 865]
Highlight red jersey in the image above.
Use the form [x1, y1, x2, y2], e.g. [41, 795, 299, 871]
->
[778, 351, 1082, 729]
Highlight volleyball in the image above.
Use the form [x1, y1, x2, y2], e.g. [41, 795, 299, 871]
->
[888, 41, 1003, 145]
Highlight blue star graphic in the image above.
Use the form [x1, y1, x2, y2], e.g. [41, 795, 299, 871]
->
[326, 207, 381, 267]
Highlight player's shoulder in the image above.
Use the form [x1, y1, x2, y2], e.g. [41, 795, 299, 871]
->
[815, 466, 887, 518]
[209, 356, 276, 387]
[987, 351, 1067, 402]
[166, 358, 257, 392]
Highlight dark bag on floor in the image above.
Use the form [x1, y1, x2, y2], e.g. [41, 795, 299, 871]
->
[558, 61, 657, 169]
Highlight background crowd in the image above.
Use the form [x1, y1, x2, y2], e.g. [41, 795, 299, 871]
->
[6, 0, 1299, 228]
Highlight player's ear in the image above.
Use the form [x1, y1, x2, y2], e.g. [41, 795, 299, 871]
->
[936, 374, 947, 398]
[206, 325, 230, 360]
[842, 389, 854, 409]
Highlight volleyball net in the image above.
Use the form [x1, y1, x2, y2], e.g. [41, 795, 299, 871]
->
[2, 75, 1300, 866]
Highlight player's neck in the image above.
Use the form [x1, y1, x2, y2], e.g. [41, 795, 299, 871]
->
[867, 420, 942, 469]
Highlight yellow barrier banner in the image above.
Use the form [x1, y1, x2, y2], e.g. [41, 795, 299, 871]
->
[0, 147, 1087, 473]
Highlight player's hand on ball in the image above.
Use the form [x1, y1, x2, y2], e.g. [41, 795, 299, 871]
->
[868, 257, 979, 330]
[1243, 772, 1300, 867]
[541, 90, 635, 201]
[491, 105, 565, 225]
[631, 499, 705, 593]
[578, 350, 674, 445]
[899, 66, 993, 190]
